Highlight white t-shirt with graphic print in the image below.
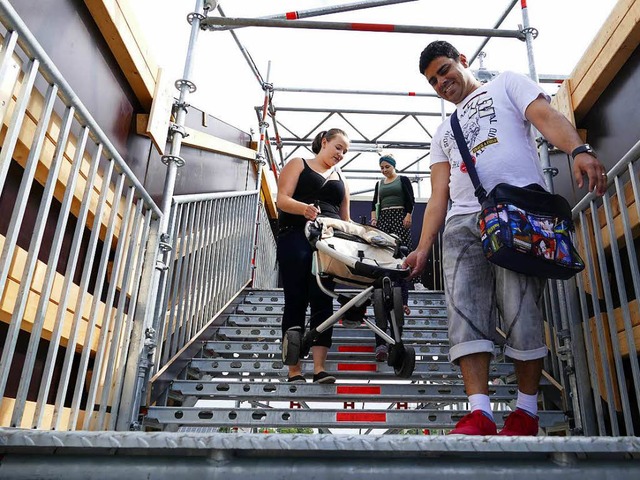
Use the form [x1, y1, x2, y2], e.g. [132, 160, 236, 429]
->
[430, 71, 549, 221]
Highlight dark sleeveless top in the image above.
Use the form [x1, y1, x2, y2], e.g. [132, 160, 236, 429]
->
[278, 159, 345, 231]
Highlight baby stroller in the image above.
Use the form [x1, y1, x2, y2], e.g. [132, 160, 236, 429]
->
[281, 216, 416, 378]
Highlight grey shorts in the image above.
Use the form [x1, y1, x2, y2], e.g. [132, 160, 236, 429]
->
[443, 212, 548, 364]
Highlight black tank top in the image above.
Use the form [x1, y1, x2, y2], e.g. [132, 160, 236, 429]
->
[278, 159, 345, 230]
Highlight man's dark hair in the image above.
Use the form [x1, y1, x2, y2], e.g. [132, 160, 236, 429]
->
[418, 40, 460, 75]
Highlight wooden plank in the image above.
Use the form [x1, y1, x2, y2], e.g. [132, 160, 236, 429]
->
[83, 0, 157, 109]
[570, 0, 640, 121]
[136, 114, 257, 161]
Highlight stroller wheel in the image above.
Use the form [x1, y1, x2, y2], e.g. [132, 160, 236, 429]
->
[372, 288, 389, 331]
[387, 342, 405, 368]
[394, 345, 416, 378]
[392, 286, 405, 328]
[282, 328, 302, 365]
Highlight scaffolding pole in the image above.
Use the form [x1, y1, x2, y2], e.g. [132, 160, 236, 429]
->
[211, 0, 418, 31]
[265, 106, 443, 116]
[203, 16, 525, 39]
[273, 86, 438, 97]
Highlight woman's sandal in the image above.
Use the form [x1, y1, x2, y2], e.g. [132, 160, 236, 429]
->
[313, 371, 336, 384]
[287, 374, 306, 384]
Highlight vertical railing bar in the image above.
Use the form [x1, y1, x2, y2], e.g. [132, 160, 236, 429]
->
[206, 200, 222, 321]
[52, 159, 115, 430]
[0, 57, 38, 198]
[185, 200, 204, 340]
[96, 201, 145, 430]
[109, 212, 153, 430]
[192, 200, 210, 333]
[32, 140, 102, 429]
[626, 162, 640, 307]
[219, 198, 233, 310]
[152, 202, 179, 370]
[542, 286, 560, 380]
[115, 215, 160, 431]
[68, 172, 126, 428]
[246, 195, 259, 282]
[198, 199, 214, 328]
[574, 255, 606, 435]
[253, 203, 263, 288]
[547, 282, 570, 401]
[3, 100, 73, 426]
[588, 201, 630, 434]
[0, 80, 54, 314]
[156, 202, 181, 368]
[166, 203, 190, 362]
[609, 175, 640, 420]
[0, 30, 19, 89]
[577, 210, 617, 434]
[181, 200, 199, 341]
[200, 199, 217, 327]
[81, 185, 137, 430]
[173, 202, 197, 356]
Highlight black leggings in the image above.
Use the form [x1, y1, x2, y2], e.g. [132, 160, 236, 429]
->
[277, 228, 334, 348]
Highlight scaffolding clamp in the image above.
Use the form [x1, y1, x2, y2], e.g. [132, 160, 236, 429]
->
[158, 233, 173, 253]
[255, 152, 267, 166]
[169, 122, 188, 140]
[175, 78, 197, 94]
[519, 25, 539, 41]
[161, 154, 186, 167]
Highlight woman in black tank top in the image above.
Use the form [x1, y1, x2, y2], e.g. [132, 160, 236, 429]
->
[276, 128, 351, 384]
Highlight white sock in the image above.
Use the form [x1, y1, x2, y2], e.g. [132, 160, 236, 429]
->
[469, 393, 494, 421]
[515, 390, 538, 417]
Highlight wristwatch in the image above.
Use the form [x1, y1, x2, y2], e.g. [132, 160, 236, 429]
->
[571, 143, 597, 160]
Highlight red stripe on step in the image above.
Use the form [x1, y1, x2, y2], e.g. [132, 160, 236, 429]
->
[337, 412, 387, 422]
[338, 363, 377, 371]
[337, 386, 381, 395]
[338, 345, 374, 353]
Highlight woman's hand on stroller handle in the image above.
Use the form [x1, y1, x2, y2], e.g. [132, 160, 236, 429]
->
[303, 202, 321, 220]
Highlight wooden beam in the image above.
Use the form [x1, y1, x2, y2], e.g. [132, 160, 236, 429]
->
[83, 0, 157, 110]
[136, 114, 257, 160]
[568, 0, 640, 121]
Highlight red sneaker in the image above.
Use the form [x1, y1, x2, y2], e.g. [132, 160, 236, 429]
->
[498, 409, 539, 436]
[449, 410, 497, 435]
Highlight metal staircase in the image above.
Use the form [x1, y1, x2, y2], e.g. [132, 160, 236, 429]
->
[143, 287, 566, 433]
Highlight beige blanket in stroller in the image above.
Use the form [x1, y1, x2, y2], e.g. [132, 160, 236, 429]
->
[309, 217, 408, 287]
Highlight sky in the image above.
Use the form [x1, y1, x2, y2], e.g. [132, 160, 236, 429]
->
[129, 0, 619, 199]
